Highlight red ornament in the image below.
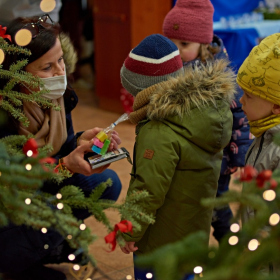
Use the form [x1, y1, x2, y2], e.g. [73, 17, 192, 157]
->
[239, 166, 258, 182]
[0, 25, 11, 42]
[104, 220, 133, 252]
[22, 138, 38, 157]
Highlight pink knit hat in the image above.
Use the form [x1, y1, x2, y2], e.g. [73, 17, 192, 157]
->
[163, 0, 214, 44]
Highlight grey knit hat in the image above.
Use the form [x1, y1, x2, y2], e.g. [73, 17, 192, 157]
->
[120, 34, 184, 96]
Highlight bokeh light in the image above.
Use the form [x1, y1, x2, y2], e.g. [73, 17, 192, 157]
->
[146, 272, 153, 279]
[230, 223, 240, 233]
[269, 213, 280, 226]
[57, 202, 64, 209]
[25, 198, 31, 205]
[73, 264, 80, 271]
[15, 29, 32, 46]
[263, 190, 276, 201]
[56, 193, 62, 199]
[228, 235, 239, 245]
[26, 150, 33, 157]
[80, 223, 86, 231]
[248, 239, 259, 251]
[194, 266, 203, 274]
[0, 49, 5, 64]
[40, 0, 56, 13]
[68, 254, 75, 261]
[25, 164, 32, 170]
[41, 227, 47, 234]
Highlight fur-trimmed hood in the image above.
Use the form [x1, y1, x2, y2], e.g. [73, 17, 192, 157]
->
[129, 59, 236, 153]
[129, 59, 236, 125]
[147, 59, 236, 121]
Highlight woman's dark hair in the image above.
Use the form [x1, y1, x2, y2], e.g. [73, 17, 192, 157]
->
[6, 15, 61, 64]
[0, 16, 60, 90]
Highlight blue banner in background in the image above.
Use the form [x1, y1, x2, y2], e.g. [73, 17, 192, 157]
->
[214, 28, 259, 71]
[211, 0, 261, 21]
[172, 0, 262, 21]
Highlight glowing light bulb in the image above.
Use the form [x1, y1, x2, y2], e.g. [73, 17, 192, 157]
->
[230, 223, 240, 233]
[68, 254, 75, 261]
[25, 198, 31, 205]
[80, 223, 86, 231]
[25, 164, 32, 170]
[146, 272, 153, 279]
[44, 244, 49, 249]
[67, 235, 73, 240]
[263, 190, 276, 201]
[26, 150, 33, 157]
[73, 264, 80, 271]
[269, 213, 280, 226]
[248, 239, 259, 251]
[40, 0, 56, 12]
[41, 227, 47, 234]
[228, 235, 239, 245]
[0, 49, 5, 65]
[57, 203, 64, 209]
[194, 266, 203, 274]
[126, 275, 133, 280]
[56, 193, 62, 199]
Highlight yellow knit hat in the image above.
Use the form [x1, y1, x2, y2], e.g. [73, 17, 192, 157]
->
[236, 33, 280, 105]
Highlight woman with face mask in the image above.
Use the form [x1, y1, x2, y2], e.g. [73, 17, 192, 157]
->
[0, 15, 122, 279]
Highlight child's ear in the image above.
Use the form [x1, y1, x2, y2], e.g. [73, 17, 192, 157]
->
[272, 104, 280, 115]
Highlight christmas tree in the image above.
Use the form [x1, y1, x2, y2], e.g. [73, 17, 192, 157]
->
[0, 30, 154, 278]
[135, 140, 280, 280]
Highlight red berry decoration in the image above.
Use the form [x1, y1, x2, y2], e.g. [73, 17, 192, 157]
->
[257, 170, 272, 181]
[240, 166, 258, 182]
[256, 177, 265, 188]
[22, 138, 38, 157]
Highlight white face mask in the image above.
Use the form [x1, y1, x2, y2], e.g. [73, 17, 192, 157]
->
[40, 74, 67, 99]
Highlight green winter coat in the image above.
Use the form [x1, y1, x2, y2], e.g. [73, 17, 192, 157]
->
[124, 59, 236, 255]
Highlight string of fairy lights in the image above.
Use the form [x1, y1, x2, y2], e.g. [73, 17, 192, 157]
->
[197, 187, 279, 279]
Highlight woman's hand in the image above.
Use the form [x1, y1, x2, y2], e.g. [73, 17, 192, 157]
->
[120, 241, 138, 254]
[63, 141, 109, 175]
[77, 127, 102, 146]
[78, 127, 121, 150]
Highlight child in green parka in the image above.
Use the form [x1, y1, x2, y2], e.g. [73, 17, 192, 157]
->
[119, 34, 236, 280]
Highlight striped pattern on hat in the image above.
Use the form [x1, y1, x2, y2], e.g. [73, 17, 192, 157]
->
[120, 34, 184, 96]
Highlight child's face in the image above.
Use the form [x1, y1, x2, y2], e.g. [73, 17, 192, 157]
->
[240, 90, 274, 121]
[170, 39, 200, 63]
